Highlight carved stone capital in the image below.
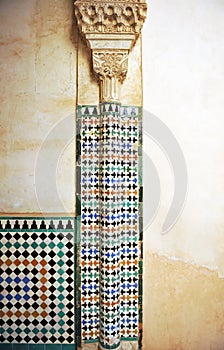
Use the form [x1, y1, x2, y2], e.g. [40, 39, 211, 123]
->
[91, 49, 129, 102]
[74, 1, 147, 35]
[74, 0, 147, 102]
[92, 49, 128, 82]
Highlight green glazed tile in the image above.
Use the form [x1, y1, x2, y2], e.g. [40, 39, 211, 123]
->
[58, 261, 64, 268]
[23, 242, 29, 249]
[76, 195, 81, 217]
[58, 319, 65, 326]
[62, 345, 76, 350]
[58, 311, 65, 318]
[7, 327, 13, 334]
[45, 345, 61, 350]
[58, 277, 64, 284]
[57, 242, 64, 249]
[0, 345, 12, 350]
[58, 294, 65, 301]
[48, 242, 55, 249]
[57, 251, 64, 258]
[13, 345, 29, 350]
[31, 242, 38, 249]
[39, 242, 46, 249]
[58, 302, 65, 310]
[58, 328, 65, 335]
[29, 345, 45, 350]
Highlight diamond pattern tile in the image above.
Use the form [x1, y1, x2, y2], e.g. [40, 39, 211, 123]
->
[0, 218, 75, 344]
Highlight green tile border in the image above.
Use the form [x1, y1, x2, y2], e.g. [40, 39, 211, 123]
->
[28, 345, 45, 350]
[45, 345, 61, 350]
[84, 337, 138, 344]
[0, 345, 13, 350]
[12, 345, 29, 350]
[62, 345, 76, 350]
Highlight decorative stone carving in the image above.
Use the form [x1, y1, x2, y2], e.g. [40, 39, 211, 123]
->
[92, 50, 128, 82]
[92, 49, 129, 101]
[74, 0, 147, 102]
[74, 1, 147, 35]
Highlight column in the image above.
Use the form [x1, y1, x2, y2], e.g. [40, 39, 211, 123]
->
[74, 1, 147, 349]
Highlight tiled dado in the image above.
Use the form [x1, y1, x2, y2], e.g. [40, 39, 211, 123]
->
[0, 217, 76, 347]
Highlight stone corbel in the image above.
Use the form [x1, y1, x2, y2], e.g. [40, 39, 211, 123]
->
[74, 0, 147, 102]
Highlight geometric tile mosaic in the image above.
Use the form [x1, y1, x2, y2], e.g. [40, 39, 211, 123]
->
[0, 218, 75, 344]
[77, 104, 142, 348]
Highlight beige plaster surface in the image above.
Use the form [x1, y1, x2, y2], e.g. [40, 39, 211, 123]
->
[0, 0, 77, 213]
[144, 253, 224, 350]
[142, 0, 224, 274]
[142, 1, 224, 348]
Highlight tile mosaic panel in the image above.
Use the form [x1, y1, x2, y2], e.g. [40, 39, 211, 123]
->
[78, 104, 142, 349]
[77, 106, 100, 343]
[0, 218, 75, 345]
[98, 103, 122, 348]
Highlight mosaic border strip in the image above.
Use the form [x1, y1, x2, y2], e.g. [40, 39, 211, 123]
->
[0, 217, 77, 348]
[0, 344, 75, 350]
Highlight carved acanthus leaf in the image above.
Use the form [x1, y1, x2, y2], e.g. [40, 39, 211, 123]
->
[92, 50, 128, 82]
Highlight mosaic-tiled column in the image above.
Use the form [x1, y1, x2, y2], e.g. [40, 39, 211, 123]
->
[74, 1, 147, 349]
[98, 102, 122, 349]
[78, 104, 142, 350]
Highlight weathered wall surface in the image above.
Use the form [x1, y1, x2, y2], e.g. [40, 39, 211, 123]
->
[0, 0, 77, 213]
[143, 0, 224, 348]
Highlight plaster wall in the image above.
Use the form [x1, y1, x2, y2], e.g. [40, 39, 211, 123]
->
[0, 0, 77, 214]
[143, 0, 224, 348]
